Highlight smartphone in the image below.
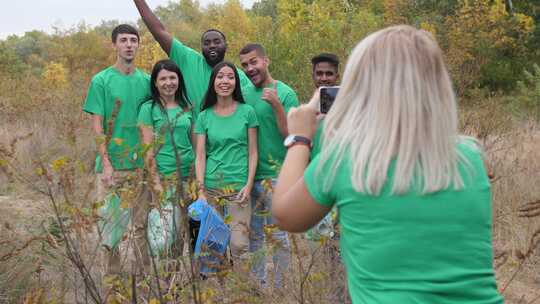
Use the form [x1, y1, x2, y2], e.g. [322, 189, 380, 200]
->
[319, 86, 339, 114]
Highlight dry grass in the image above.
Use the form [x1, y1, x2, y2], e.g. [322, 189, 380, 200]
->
[0, 94, 539, 303]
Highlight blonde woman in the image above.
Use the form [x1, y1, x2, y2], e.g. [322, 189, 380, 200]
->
[272, 25, 503, 303]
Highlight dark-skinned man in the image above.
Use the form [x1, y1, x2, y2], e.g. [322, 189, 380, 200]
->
[311, 53, 340, 157]
[312, 52, 340, 89]
[239, 43, 298, 290]
[133, 0, 252, 118]
[307, 52, 345, 302]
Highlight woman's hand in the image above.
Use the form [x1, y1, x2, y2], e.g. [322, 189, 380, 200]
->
[237, 183, 253, 203]
[101, 162, 115, 188]
[287, 90, 319, 140]
[198, 189, 208, 202]
[153, 182, 164, 197]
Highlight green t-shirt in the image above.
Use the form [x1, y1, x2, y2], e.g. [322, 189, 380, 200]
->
[169, 39, 252, 117]
[83, 66, 151, 173]
[310, 121, 324, 159]
[137, 101, 194, 178]
[243, 81, 299, 180]
[194, 103, 259, 191]
[304, 141, 503, 304]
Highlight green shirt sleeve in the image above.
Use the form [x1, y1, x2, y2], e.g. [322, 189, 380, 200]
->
[304, 154, 336, 207]
[83, 76, 105, 116]
[137, 102, 153, 127]
[194, 111, 207, 134]
[281, 89, 299, 113]
[246, 105, 259, 128]
[169, 38, 202, 71]
[238, 69, 253, 90]
[310, 121, 324, 159]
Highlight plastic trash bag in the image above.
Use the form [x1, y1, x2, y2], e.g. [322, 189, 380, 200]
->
[98, 193, 130, 250]
[188, 199, 230, 274]
[147, 188, 181, 256]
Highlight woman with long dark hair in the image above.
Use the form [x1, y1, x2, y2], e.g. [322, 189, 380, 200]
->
[272, 25, 503, 303]
[138, 59, 193, 254]
[195, 61, 259, 262]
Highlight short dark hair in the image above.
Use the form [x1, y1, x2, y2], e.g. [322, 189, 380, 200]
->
[112, 24, 140, 43]
[201, 61, 245, 112]
[239, 43, 266, 57]
[201, 29, 227, 43]
[311, 53, 339, 71]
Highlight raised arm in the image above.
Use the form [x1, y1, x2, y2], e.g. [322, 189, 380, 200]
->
[133, 0, 173, 54]
[262, 81, 289, 138]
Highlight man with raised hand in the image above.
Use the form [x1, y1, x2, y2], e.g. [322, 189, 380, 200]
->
[83, 24, 151, 276]
[134, 0, 252, 117]
[239, 43, 298, 290]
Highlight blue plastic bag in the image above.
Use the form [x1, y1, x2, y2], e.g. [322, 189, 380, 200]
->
[188, 199, 230, 274]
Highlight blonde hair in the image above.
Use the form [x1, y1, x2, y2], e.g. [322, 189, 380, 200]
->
[320, 25, 468, 195]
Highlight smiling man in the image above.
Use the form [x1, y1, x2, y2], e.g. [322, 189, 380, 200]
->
[312, 52, 340, 89]
[134, 0, 252, 117]
[83, 24, 151, 277]
[239, 43, 298, 290]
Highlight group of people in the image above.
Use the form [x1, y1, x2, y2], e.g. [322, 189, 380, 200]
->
[84, 0, 341, 291]
[83, 1, 504, 303]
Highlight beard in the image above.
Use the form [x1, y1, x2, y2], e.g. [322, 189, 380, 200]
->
[203, 50, 226, 67]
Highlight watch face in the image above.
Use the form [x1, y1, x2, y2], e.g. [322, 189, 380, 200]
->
[284, 135, 295, 147]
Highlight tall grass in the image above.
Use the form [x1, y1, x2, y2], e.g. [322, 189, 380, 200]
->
[0, 78, 539, 302]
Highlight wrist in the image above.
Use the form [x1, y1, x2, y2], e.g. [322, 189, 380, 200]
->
[103, 160, 113, 170]
[284, 134, 312, 149]
[270, 99, 283, 110]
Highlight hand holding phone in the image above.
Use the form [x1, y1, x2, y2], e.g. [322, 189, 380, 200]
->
[319, 86, 339, 114]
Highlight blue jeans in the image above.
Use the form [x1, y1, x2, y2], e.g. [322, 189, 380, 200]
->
[249, 179, 290, 288]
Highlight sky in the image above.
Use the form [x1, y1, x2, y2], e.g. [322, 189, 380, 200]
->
[0, 0, 255, 39]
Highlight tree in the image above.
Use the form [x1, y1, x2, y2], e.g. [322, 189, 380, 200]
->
[445, 0, 534, 93]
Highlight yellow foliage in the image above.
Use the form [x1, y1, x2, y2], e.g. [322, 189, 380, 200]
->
[51, 156, 68, 172]
[445, 0, 534, 93]
[136, 36, 167, 72]
[112, 137, 123, 146]
[420, 21, 437, 36]
[200, 288, 216, 302]
[382, 0, 410, 25]
[42, 62, 68, 89]
[207, 0, 256, 63]
[22, 288, 44, 304]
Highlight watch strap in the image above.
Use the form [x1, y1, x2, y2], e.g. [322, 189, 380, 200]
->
[285, 135, 312, 149]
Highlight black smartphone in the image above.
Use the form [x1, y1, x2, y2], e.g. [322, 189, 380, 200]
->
[319, 86, 339, 114]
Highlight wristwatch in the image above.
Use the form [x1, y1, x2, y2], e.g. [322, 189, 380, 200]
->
[283, 135, 312, 149]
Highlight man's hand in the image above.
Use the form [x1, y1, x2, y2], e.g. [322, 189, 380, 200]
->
[237, 183, 253, 203]
[152, 182, 164, 202]
[261, 81, 280, 108]
[101, 162, 115, 188]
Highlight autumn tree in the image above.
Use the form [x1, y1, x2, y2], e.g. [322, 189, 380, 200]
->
[445, 0, 534, 94]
